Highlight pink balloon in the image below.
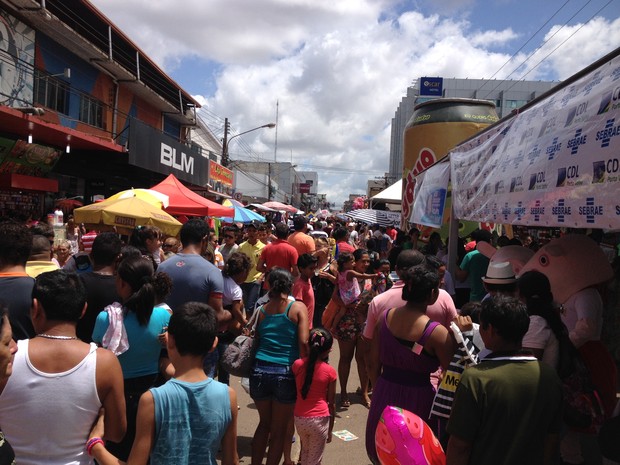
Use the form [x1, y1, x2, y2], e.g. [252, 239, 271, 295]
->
[375, 406, 445, 465]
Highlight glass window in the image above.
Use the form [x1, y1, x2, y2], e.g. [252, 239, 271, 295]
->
[506, 99, 528, 109]
[79, 95, 105, 129]
[34, 70, 69, 115]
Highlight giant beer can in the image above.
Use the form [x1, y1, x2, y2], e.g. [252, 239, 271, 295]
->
[402, 99, 498, 228]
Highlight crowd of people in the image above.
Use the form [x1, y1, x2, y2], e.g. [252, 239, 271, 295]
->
[0, 212, 617, 465]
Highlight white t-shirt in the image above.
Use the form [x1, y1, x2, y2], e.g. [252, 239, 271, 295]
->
[222, 276, 243, 307]
[522, 315, 559, 370]
[349, 230, 359, 245]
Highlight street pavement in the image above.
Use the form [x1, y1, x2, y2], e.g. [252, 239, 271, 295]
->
[222, 342, 373, 465]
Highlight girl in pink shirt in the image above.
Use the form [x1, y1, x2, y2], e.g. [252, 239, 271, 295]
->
[292, 328, 337, 465]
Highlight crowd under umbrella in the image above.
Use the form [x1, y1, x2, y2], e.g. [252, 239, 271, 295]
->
[218, 199, 267, 224]
[73, 196, 182, 236]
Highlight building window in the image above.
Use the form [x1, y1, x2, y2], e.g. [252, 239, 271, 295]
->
[79, 95, 105, 129]
[496, 99, 502, 108]
[34, 70, 69, 114]
[506, 99, 528, 109]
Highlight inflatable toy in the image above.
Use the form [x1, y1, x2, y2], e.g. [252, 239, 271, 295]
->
[477, 243, 534, 277]
[375, 406, 445, 465]
[519, 234, 612, 304]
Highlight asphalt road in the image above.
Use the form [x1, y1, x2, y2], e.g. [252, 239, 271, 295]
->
[224, 342, 373, 465]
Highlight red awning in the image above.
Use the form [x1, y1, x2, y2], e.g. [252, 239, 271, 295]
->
[150, 174, 234, 217]
[0, 173, 58, 192]
[0, 106, 124, 152]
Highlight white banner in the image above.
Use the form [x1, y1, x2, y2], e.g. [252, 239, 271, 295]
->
[451, 52, 620, 229]
[411, 162, 450, 228]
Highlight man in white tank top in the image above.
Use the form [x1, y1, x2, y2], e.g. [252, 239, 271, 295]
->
[0, 270, 126, 465]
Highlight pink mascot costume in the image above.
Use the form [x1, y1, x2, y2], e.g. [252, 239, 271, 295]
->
[520, 234, 616, 464]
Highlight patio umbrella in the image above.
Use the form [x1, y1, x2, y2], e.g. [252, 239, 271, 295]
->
[150, 174, 233, 217]
[218, 199, 266, 224]
[262, 201, 298, 214]
[345, 209, 401, 227]
[249, 203, 277, 212]
[316, 209, 331, 219]
[55, 198, 83, 210]
[107, 188, 169, 208]
[73, 196, 182, 236]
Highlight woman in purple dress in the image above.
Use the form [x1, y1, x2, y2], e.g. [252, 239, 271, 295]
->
[366, 264, 454, 464]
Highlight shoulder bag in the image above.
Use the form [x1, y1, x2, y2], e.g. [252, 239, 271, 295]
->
[221, 308, 261, 378]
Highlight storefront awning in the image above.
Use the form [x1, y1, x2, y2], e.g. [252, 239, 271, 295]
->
[0, 173, 58, 192]
[0, 106, 124, 153]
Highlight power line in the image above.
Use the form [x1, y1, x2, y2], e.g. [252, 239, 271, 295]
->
[516, 0, 615, 82]
[481, 0, 599, 98]
[475, 0, 572, 94]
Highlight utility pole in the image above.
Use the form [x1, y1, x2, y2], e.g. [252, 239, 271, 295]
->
[221, 118, 230, 167]
[375, 173, 393, 188]
[268, 162, 272, 201]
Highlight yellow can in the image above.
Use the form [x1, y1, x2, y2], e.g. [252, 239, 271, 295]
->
[402, 98, 498, 228]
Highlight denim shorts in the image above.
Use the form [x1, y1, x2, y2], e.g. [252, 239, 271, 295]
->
[250, 360, 297, 404]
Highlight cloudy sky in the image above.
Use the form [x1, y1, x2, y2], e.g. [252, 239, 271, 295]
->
[90, 0, 620, 208]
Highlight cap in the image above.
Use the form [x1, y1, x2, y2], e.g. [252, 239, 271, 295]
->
[464, 240, 476, 252]
[245, 220, 261, 230]
[482, 261, 517, 285]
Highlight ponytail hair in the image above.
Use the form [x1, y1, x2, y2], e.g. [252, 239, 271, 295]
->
[266, 267, 294, 298]
[301, 328, 333, 399]
[117, 255, 156, 325]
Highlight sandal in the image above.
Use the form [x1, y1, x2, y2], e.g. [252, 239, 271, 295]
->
[356, 386, 373, 397]
[340, 397, 351, 408]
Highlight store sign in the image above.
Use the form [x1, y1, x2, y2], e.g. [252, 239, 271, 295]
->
[209, 160, 233, 187]
[299, 183, 311, 193]
[0, 137, 62, 176]
[420, 77, 443, 96]
[128, 119, 208, 185]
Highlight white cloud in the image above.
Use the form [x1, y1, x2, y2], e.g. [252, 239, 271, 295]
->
[90, 0, 620, 208]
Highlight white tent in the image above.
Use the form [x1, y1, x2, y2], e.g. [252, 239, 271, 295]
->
[370, 179, 402, 204]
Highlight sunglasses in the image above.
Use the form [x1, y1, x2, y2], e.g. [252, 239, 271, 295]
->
[163, 243, 175, 248]
[224, 235, 235, 239]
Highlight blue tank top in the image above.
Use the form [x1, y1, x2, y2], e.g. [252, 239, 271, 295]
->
[255, 301, 299, 365]
[149, 378, 231, 465]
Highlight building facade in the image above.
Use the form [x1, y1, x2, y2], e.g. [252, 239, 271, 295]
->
[0, 1, 213, 220]
[389, 77, 558, 182]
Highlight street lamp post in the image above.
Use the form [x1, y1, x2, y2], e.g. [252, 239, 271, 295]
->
[221, 119, 276, 167]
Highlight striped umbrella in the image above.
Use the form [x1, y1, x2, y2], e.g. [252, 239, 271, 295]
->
[345, 209, 401, 227]
[218, 199, 266, 224]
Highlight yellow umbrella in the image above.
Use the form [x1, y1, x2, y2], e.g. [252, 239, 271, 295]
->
[107, 188, 169, 208]
[73, 196, 182, 236]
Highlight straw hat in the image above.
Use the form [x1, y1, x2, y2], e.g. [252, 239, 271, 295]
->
[482, 261, 517, 285]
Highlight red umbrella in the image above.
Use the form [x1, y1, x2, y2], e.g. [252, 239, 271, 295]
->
[55, 198, 83, 210]
[262, 201, 298, 214]
[150, 174, 233, 217]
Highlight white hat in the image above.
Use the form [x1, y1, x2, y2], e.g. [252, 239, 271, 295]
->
[348, 222, 356, 227]
[482, 261, 517, 285]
